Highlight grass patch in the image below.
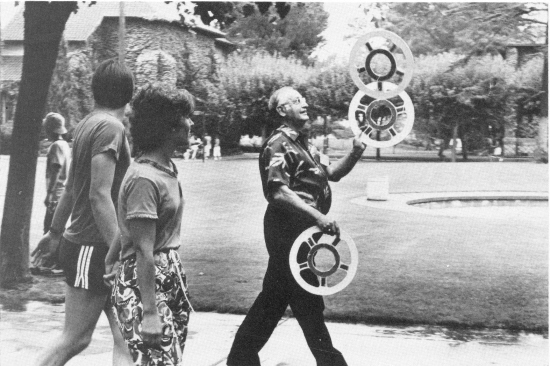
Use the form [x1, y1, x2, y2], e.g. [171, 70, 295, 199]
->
[177, 160, 548, 332]
[0, 158, 547, 332]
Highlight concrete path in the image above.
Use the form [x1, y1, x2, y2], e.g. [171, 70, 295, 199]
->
[1, 302, 547, 366]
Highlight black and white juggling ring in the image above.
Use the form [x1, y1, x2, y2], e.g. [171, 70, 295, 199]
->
[349, 29, 414, 100]
[289, 226, 358, 296]
[348, 82, 415, 148]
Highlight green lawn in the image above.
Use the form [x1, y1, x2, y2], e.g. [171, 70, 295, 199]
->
[0, 156, 547, 331]
[176, 159, 548, 332]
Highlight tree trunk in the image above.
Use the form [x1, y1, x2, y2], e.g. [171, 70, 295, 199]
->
[118, 1, 126, 63]
[536, 25, 548, 163]
[323, 115, 328, 155]
[376, 130, 381, 160]
[459, 127, 468, 160]
[261, 124, 267, 143]
[0, 2, 76, 287]
[0, 3, 3, 125]
[451, 124, 458, 162]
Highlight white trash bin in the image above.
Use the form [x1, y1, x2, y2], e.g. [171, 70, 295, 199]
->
[366, 176, 389, 201]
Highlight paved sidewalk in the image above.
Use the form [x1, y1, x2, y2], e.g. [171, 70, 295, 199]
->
[1, 302, 547, 366]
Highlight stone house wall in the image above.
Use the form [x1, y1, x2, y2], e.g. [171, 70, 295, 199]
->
[88, 18, 224, 81]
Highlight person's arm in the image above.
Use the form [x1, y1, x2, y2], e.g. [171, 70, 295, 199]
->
[44, 142, 66, 206]
[325, 136, 366, 182]
[103, 234, 122, 286]
[32, 161, 75, 259]
[89, 152, 120, 247]
[128, 219, 163, 349]
[271, 185, 340, 236]
[44, 164, 61, 207]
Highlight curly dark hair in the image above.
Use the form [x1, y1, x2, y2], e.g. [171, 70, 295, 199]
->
[130, 83, 195, 153]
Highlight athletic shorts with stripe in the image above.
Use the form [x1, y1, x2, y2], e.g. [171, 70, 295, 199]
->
[111, 249, 191, 366]
[58, 237, 110, 295]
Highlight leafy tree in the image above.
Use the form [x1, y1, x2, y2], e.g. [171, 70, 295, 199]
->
[305, 62, 356, 119]
[212, 51, 313, 139]
[225, 2, 329, 65]
[446, 3, 547, 57]
[380, 2, 547, 160]
[0, 1, 77, 287]
[383, 3, 547, 57]
[178, 43, 541, 159]
[46, 40, 94, 130]
[192, 2, 239, 29]
[189, 2, 292, 30]
[440, 3, 547, 161]
[63, 49, 94, 125]
[178, 50, 316, 144]
[408, 52, 543, 160]
[381, 3, 462, 55]
[46, 39, 71, 127]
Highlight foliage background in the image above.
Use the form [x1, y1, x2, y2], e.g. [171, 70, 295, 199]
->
[0, 2, 546, 156]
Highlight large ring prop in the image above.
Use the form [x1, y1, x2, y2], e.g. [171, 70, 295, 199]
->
[349, 29, 414, 100]
[289, 226, 358, 296]
[348, 82, 415, 148]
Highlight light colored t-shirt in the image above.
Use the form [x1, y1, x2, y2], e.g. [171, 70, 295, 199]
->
[118, 159, 184, 260]
[45, 139, 71, 201]
[63, 112, 131, 246]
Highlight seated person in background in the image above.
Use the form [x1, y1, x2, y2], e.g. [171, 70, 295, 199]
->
[189, 134, 200, 159]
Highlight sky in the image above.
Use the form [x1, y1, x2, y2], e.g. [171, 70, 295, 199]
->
[315, 2, 368, 61]
[0, 1, 18, 28]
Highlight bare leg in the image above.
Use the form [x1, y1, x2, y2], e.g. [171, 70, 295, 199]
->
[104, 303, 134, 366]
[35, 285, 106, 366]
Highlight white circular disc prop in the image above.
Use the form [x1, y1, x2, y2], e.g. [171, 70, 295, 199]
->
[349, 29, 414, 100]
[289, 226, 358, 296]
[348, 82, 415, 148]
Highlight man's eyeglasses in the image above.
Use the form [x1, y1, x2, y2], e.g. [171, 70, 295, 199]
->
[279, 96, 306, 108]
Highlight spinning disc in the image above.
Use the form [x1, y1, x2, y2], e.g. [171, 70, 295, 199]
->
[289, 226, 358, 296]
[348, 82, 415, 148]
[349, 29, 414, 99]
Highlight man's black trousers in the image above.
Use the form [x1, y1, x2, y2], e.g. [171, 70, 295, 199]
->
[227, 205, 348, 366]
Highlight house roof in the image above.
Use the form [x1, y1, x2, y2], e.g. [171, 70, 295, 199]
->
[0, 2, 234, 82]
[2, 2, 229, 42]
[0, 55, 22, 81]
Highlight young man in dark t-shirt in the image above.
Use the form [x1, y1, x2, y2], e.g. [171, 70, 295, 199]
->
[33, 59, 134, 366]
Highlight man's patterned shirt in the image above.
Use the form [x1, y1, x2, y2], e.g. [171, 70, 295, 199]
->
[259, 125, 332, 215]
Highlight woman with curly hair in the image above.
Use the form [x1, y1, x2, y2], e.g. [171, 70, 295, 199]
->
[108, 83, 195, 365]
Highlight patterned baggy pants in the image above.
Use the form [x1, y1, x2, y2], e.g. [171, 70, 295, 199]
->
[112, 249, 192, 366]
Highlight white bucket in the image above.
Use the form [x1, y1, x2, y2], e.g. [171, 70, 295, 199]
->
[366, 176, 389, 201]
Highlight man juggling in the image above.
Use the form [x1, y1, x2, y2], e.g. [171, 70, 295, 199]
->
[227, 86, 366, 366]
